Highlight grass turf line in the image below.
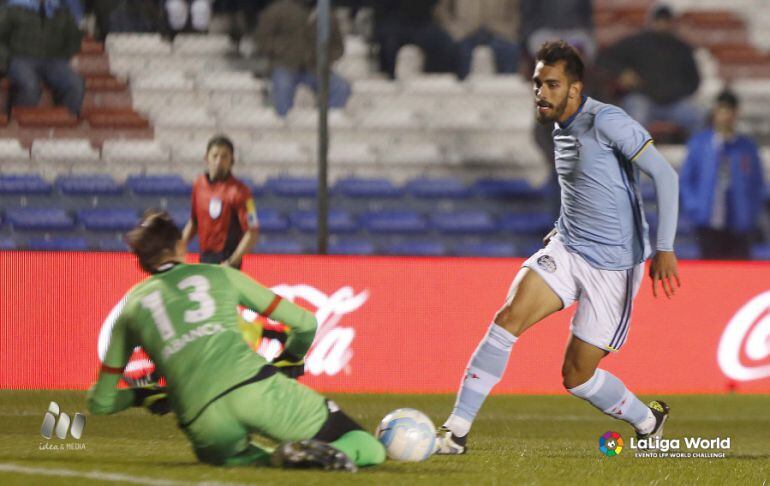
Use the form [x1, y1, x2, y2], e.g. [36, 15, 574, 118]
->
[0, 391, 767, 485]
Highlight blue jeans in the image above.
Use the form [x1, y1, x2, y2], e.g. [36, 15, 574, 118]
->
[457, 29, 519, 79]
[270, 67, 351, 117]
[9, 57, 85, 115]
[621, 93, 704, 135]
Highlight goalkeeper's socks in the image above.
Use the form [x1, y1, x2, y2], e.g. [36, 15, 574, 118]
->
[331, 430, 386, 467]
[444, 323, 517, 437]
[568, 369, 655, 434]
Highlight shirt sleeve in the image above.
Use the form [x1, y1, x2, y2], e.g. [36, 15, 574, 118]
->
[224, 267, 317, 360]
[634, 145, 679, 252]
[87, 310, 136, 415]
[236, 185, 259, 232]
[596, 107, 653, 162]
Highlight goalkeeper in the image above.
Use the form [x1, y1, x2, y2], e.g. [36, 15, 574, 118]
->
[88, 210, 385, 471]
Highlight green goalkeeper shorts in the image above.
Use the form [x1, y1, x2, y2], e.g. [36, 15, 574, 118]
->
[182, 371, 329, 465]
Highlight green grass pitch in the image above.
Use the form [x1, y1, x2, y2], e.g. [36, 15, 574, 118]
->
[0, 391, 767, 485]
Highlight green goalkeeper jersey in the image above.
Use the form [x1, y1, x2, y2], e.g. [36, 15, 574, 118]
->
[88, 263, 317, 425]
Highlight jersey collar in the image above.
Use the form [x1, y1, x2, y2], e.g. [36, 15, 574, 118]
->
[557, 95, 588, 130]
[152, 262, 181, 274]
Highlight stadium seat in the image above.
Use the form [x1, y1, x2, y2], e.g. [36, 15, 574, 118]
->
[290, 210, 358, 234]
[255, 239, 305, 254]
[473, 178, 542, 199]
[241, 141, 308, 165]
[0, 174, 52, 194]
[360, 210, 428, 234]
[327, 142, 377, 165]
[97, 237, 129, 252]
[126, 175, 191, 195]
[329, 238, 376, 256]
[750, 244, 770, 260]
[86, 108, 150, 129]
[173, 34, 235, 56]
[431, 211, 497, 235]
[406, 177, 471, 199]
[256, 209, 290, 233]
[102, 139, 170, 165]
[28, 236, 88, 251]
[675, 243, 702, 260]
[498, 212, 555, 235]
[105, 33, 172, 56]
[403, 75, 464, 95]
[0, 139, 30, 162]
[0, 236, 16, 250]
[31, 139, 100, 163]
[78, 208, 138, 231]
[452, 241, 517, 257]
[56, 175, 123, 196]
[378, 142, 443, 166]
[6, 208, 75, 231]
[12, 107, 78, 127]
[196, 72, 263, 92]
[383, 240, 446, 256]
[334, 178, 403, 198]
[265, 177, 317, 198]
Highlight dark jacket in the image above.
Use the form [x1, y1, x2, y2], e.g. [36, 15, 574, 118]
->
[0, 4, 82, 70]
[256, 0, 344, 71]
[680, 129, 765, 233]
[597, 30, 700, 105]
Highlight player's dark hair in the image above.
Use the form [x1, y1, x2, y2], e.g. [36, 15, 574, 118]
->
[206, 134, 235, 155]
[716, 90, 739, 109]
[126, 209, 182, 273]
[535, 40, 584, 82]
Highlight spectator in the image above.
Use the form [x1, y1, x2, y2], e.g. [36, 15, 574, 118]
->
[680, 91, 765, 260]
[372, 0, 457, 79]
[596, 4, 702, 135]
[256, 0, 350, 117]
[434, 0, 520, 79]
[0, 0, 84, 116]
[520, 0, 594, 62]
[91, 0, 166, 39]
[182, 135, 260, 269]
[166, 0, 212, 33]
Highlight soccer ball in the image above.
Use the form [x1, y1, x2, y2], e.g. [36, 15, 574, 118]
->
[374, 408, 436, 462]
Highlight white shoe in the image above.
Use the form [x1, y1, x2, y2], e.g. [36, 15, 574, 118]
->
[434, 426, 467, 455]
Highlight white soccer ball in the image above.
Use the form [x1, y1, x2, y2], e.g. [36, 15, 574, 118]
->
[374, 408, 436, 462]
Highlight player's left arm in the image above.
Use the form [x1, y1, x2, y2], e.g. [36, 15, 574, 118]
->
[634, 144, 681, 299]
[87, 313, 136, 415]
[224, 192, 260, 268]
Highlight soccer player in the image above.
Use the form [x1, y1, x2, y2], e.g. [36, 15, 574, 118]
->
[88, 210, 385, 471]
[182, 135, 259, 269]
[435, 41, 681, 454]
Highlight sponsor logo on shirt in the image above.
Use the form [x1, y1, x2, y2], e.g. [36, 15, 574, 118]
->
[209, 198, 222, 220]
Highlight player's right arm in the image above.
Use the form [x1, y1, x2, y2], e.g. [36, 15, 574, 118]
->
[224, 267, 318, 361]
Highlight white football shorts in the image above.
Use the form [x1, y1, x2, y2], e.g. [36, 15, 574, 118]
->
[523, 236, 645, 352]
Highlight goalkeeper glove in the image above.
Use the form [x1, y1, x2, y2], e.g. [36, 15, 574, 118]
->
[271, 350, 305, 379]
[133, 384, 171, 415]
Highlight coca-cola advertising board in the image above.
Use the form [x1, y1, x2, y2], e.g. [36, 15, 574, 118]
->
[1, 252, 769, 394]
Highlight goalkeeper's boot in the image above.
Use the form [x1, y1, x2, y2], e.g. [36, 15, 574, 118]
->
[272, 439, 357, 472]
[434, 426, 467, 455]
[636, 400, 670, 449]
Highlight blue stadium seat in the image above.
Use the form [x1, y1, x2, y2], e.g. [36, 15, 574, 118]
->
[98, 238, 129, 252]
[518, 240, 545, 257]
[406, 177, 471, 199]
[472, 178, 540, 199]
[0, 236, 17, 250]
[6, 208, 75, 231]
[265, 177, 317, 198]
[168, 209, 189, 229]
[255, 239, 305, 254]
[257, 208, 290, 233]
[498, 212, 554, 235]
[751, 244, 770, 261]
[56, 174, 123, 196]
[78, 208, 138, 231]
[290, 210, 357, 233]
[329, 238, 376, 255]
[127, 175, 191, 196]
[360, 210, 428, 234]
[28, 237, 88, 251]
[238, 177, 264, 198]
[453, 241, 517, 257]
[675, 243, 701, 260]
[334, 177, 403, 198]
[0, 174, 52, 195]
[384, 240, 446, 256]
[431, 210, 496, 235]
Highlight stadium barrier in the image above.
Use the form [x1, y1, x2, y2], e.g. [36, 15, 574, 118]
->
[1, 251, 769, 394]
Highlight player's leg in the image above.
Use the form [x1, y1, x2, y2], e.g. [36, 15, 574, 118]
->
[439, 265, 565, 453]
[564, 263, 669, 440]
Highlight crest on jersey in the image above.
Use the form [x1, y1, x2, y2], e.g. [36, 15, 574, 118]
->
[209, 198, 222, 219]
[537, 255, 557, 273]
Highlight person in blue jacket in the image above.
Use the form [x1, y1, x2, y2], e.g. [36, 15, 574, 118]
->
[680, 90, 766, 259]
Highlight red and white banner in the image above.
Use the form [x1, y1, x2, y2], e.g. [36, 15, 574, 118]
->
[1, 252, 769, 394]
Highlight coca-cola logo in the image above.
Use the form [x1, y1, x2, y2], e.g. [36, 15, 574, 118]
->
[98, 284, 369, 378]
[717, 291, 770, 382]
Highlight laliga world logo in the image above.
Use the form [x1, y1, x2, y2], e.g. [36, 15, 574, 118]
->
[717, 291, 770, 382]
[243, 285, 369, 376]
